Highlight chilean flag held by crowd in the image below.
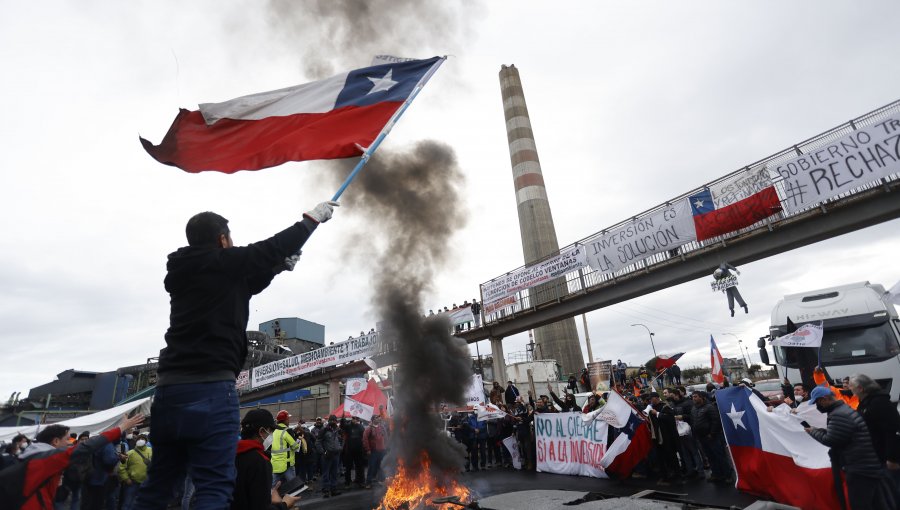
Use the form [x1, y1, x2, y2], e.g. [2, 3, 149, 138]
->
[140, 57, 444, 173]
[710, 335, 725, 384]
[715, 387, 841, 509]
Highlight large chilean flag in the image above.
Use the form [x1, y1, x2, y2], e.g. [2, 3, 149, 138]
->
[688, 167, 782, 241]
[715, 387, 841, 509]
[140, 57, 443, 173]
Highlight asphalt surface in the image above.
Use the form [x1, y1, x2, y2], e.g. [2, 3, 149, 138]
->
[300, 467, 763, 510]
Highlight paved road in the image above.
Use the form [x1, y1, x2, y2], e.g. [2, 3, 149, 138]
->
[300, 468, 763, 510]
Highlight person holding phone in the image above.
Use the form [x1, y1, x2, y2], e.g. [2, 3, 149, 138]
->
[231, 410, 301, 510]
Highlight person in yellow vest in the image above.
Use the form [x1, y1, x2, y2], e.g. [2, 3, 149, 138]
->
[271, 411, 305, 487]
[119, 433, 152, 510]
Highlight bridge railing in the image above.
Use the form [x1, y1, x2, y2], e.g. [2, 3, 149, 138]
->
[480, 100, 900, 324]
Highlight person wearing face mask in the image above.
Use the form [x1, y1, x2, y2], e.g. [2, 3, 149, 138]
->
[4, 413, 144, 510]
[231, 410, 300, 510]
[805, 386, 895, 509]
[782, 383, 808, 409]
[118, 434, 152, 510]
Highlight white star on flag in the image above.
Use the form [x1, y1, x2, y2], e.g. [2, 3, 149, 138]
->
[367, 69, 398, 94]
[727, 402, 746, 430]
[693, 198, 705, 209]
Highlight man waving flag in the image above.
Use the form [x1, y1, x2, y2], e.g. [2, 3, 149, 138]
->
[141, 56, 445, 173]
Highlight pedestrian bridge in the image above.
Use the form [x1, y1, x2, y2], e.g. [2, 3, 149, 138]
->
[240, 100, 900, 404]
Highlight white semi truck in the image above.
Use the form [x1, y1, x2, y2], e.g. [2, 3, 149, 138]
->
[761, 281, 900, 402]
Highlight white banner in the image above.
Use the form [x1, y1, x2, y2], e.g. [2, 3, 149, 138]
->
[502, 436, 523, 470]
[345, 378, 367, 396]
[236, 370, 250, 391]
[482, 245, 587, 314]
[475, 403, 507, 421]
[535, 412, 609, 478]
[463, 374, 486, 406]
[708, 165, 775, 208]
[344, 397, 374, 422]
[251, 332, 379, 388]
[441, 306, 475, 326]
[768, 117, 900, 213]
[771, 322, 824, 348]
[583, 200, 696, 275]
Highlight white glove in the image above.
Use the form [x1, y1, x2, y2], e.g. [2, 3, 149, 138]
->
[283, 252, 301, 272]
[304, 200, 340, 224]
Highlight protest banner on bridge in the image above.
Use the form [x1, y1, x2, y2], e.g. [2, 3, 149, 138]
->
[768, 116, 900, 213]
[442, 306, 474, 327]
[535, 412, 609, 478]
[251, 331, 379, 388]
[583, 200, 696, 276]
[482, 245, 587, 314]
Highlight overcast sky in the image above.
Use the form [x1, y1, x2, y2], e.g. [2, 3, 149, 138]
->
[2, 1, 899, 400]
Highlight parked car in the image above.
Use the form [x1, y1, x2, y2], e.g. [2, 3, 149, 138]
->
[686, 383, 711, 395]
[752, 378, 786, 406]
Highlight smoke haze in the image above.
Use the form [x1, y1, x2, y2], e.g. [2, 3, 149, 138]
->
[265, 0, 473, 79]
[325, 141, 472, 479]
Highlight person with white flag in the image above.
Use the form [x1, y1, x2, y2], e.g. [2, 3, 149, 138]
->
[585, 391, 652, 479]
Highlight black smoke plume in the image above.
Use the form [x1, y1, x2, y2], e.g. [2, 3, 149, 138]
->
[265, 0, 473, 79]
[325, 141, 471, 479]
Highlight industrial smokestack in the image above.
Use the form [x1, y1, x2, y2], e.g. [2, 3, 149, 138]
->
[499, 64, 585, 376]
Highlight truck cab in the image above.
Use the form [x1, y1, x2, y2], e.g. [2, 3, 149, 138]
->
[768, 282, 900, 402]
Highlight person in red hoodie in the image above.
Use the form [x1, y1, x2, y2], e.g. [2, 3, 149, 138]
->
[13, 413, 144, 510]
[231, 410, 300, 510]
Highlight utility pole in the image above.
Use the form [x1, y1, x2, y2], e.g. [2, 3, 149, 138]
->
[582, 314, 595, 363]
[723, 333, 749, 367]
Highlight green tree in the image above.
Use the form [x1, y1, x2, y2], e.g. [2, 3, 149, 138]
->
[748, 363, 761, 378]
[681, 366, 708, 383]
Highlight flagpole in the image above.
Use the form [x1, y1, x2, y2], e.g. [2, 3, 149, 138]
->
[331, 56, 447, 201]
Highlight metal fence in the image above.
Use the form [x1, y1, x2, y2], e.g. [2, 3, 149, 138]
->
[480, 100, 900, 324]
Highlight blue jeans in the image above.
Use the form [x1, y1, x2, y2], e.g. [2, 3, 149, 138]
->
[272, 467, 295, 488]
[132, 381, 239, 510]
[367, 450, 385, 484]
[120, 482, 139, 510]
[322, 453, 340, 492]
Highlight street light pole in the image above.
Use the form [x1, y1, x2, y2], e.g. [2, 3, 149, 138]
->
[723, 332, 749, 367]
[631, 323, 657, 358]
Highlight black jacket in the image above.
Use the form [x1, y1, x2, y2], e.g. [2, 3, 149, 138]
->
[670, 396, 694, 425]
[158, 219, 316, 384]
[649, 402, 678, 448]
[231, 440, 287, 510]
[808, 400, 883, 475]
[690, 401, 721, 438]
[856, 391, 900, 464]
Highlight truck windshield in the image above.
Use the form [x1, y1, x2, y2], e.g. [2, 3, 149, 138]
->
[774, 321, 900, 368]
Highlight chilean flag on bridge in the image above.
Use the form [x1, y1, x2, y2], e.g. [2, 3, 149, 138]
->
[714, 387, 841, 509]
[688, 167, 782, 241]
[141, 56, 444, 173]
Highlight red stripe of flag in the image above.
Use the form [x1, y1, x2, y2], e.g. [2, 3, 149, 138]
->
[140, 102, 402, 173]
[730, 445, 842, 509]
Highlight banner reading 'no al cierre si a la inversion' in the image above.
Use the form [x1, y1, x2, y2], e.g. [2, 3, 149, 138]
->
[535, 411, 609, 478]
